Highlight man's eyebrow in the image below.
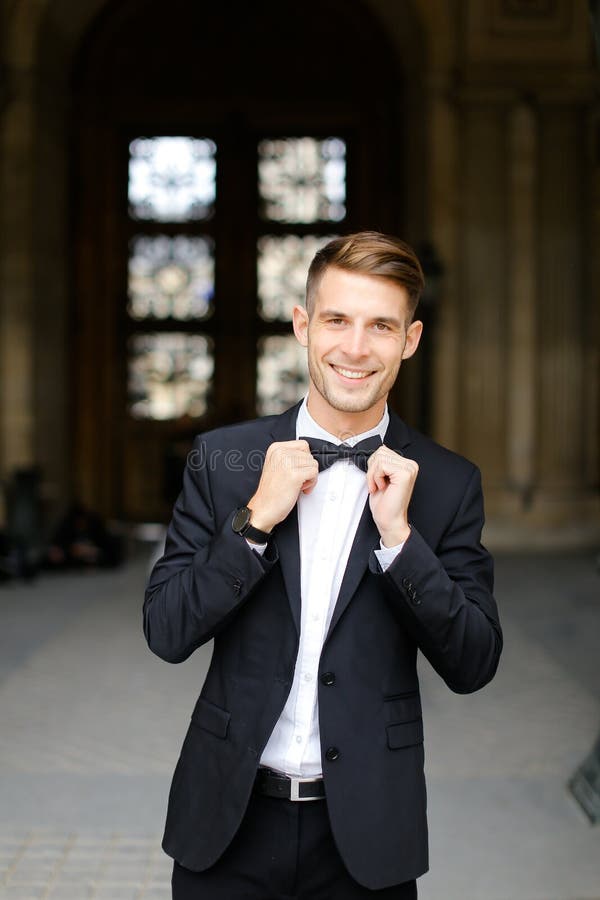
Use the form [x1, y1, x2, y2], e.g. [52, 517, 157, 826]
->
[318, 308, 403, 327]
[318, 308, 348, 318]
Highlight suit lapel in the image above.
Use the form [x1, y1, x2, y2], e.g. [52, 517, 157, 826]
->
[272, 507, 302, 636]
[268, 403, 303, 635]
[324, 410, 414, 642]
[324, 500, 380, 639]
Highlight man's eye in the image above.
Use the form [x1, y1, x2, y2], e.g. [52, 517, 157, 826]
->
[373, 322, 390, 332]
[329, 318, 345, 326]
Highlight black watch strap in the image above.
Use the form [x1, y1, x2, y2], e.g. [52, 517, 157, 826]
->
[231, 507, 271, 544]
[244, 523, 272, 544]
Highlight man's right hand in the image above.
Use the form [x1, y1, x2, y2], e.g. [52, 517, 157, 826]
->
[247, 440, 318, 533]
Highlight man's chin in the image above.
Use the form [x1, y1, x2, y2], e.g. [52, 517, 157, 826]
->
[321, 386, 380, 414]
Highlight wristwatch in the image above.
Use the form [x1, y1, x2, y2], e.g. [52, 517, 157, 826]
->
[231, 506, 271, 544]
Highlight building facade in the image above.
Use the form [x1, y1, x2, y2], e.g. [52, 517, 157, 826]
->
[0, 0, 598, 548]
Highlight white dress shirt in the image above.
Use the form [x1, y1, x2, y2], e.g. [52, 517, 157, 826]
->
[255, 399, 404, 777]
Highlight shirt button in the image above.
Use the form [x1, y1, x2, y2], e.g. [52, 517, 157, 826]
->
[304, 673, 312, 682]
[312, 614, 320, 622]
[328, 492, 337, 501]
[296, 735, 303, 744]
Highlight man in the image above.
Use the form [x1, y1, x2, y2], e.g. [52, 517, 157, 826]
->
[144, 231, 502, 898]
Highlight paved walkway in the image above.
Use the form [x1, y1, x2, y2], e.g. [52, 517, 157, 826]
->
[0, 547, 599, 899]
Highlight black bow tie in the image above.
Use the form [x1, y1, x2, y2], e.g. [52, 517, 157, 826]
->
[300, 435, 383, 472]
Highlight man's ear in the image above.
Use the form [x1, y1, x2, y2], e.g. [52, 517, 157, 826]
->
[401, 319, 423, 360]
[292, 305, 309, 347]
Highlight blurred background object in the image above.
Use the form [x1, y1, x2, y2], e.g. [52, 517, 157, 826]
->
[569, 727, 600, 823]
[0, 467, 43, 580]
[44, 502, 123, 570]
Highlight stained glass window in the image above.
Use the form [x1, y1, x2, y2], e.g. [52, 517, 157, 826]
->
[256, 336, 309, 415]
[128, 137, 216, 221]
[128, 235, 214, 320]
[257, 234, 336, 321]
[258, 137, 346, 223]
[128, 333, 214, 420]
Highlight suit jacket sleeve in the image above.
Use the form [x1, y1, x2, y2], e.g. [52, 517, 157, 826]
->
[143, 436, 278, 663]
[370, 465, 502, 694]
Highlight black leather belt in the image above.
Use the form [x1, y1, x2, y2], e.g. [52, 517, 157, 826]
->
[255, 767, 326, 802]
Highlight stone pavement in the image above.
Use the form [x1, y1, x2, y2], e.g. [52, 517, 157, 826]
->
[0, 547, 599, 899]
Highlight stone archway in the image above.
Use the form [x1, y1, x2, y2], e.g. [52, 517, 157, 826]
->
[70, 0, 428, 520]
[0, 0, 430, 522]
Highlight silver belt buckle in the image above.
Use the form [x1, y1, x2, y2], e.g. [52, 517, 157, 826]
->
[289, 775, 321, 802]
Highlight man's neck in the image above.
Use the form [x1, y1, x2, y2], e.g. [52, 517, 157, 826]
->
[305, 394, 387, 440]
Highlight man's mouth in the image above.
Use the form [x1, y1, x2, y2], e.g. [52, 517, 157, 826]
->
[331, 365, 374, 381]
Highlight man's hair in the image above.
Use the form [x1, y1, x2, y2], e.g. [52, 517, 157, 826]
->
[305, 231, 425, 321]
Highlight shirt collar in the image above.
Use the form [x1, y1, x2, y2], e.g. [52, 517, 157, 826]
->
[295, 396, 389, 447]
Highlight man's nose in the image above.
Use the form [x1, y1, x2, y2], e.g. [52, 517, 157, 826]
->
[341, 326, 370, 358]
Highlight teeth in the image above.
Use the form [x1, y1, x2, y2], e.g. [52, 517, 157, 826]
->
[334, 366, 370, 379]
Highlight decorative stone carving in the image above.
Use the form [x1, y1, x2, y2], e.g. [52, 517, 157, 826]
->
[465, 0, 589, 63]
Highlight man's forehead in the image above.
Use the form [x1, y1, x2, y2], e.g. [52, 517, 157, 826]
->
[314, 268, 410, 315]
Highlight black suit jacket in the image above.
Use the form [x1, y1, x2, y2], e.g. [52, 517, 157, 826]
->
[144, 402, 502, 889]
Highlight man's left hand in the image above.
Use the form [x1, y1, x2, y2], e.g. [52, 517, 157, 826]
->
[367, 445, 419, 548]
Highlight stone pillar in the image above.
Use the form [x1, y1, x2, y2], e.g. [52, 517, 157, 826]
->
[537, 105, 585, 493]
[487, 98, 600, 544]
[31, 70, 70, 521]
[506, 101, 537, 501]
[430, 84, 460, 452]
[0, 65, 36, 525]
[0, 0, 73, 529]
[460, 100, 508, 485]
[583, 102, 600, 493]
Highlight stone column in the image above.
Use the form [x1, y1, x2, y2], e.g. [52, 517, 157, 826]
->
[0, 0, 74, 529]
[430, 83, 460, 452]
[583, 102, 600, 491]
[0, 64, 36, 525]
[506, 101, 537, 502]
[460, 98, 508, 485]
[537, 104, 585, 494]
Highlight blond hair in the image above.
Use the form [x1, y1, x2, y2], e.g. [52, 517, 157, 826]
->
[306, 231, 424, 320]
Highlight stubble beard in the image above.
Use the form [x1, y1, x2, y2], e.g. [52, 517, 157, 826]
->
[307, 353, 401, 415]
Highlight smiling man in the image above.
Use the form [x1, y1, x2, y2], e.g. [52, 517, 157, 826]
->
[298, 266, 421, 422]
[144, 232, 503, 899]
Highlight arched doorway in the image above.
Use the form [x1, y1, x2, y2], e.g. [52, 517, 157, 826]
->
[71, 0, 418, 521]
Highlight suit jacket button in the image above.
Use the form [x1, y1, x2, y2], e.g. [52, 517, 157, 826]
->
[321, 672, 335, 686]
[325, 746, 340, 761]
[232, 578, 242, 592]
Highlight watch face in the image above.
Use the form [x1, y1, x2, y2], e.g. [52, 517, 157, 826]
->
[232, 506, 251, 534]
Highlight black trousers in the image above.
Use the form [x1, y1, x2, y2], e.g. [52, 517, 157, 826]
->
[172, 791, 418, 899]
